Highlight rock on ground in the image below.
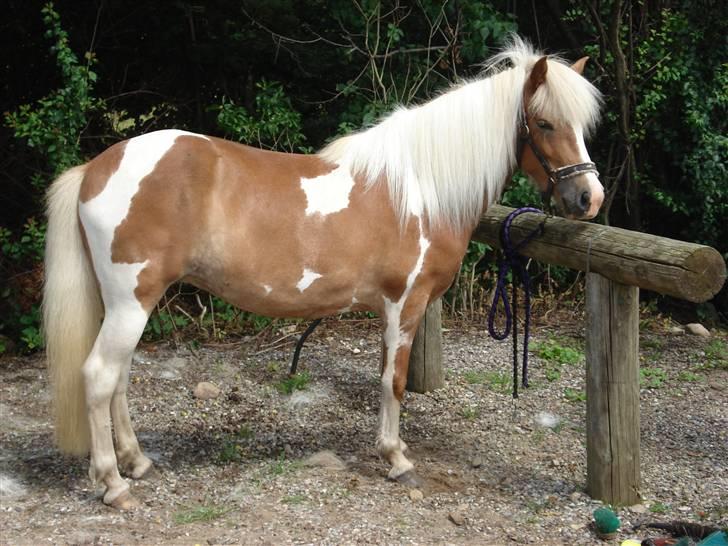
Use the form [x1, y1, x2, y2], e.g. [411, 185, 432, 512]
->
[194, 381, 221, 400]
[302, 450, 347, 470]
[686, 323, 711, 338]
[0, 473, 27, 499]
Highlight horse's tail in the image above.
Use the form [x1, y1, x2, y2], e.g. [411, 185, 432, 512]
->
[43, 164, 102, 455]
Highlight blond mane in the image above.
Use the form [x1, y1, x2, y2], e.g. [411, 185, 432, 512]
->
[320, 36, 602, 230]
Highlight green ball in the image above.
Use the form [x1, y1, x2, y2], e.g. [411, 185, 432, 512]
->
[592, 507, 620, 534]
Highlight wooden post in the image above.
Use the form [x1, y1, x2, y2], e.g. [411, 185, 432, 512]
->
[407, 299, 444, 393]
[585, 272, 641, 505]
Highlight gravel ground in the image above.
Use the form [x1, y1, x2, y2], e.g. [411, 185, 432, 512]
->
[0, 318, 726, 545]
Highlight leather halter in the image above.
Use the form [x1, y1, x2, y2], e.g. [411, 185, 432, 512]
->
[517, 117, 599, 209]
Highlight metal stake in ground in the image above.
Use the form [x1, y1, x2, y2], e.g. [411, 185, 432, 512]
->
[289, 318, 323, 376]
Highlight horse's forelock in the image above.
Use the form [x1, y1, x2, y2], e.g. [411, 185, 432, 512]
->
[529, 59, 602, 135]
[484, 35, 602, 134]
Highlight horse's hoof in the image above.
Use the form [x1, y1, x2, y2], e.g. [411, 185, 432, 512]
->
[391, 469, 424, 488]
[108, 490, 140, 511]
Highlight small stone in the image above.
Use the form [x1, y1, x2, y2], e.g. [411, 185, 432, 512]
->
[278, 324, 298, 335]
[448, 511, 466, 526]
[287, 388, 329, 409]
[668, 326, 685, 335]
[630, 503, 648, 514]
[535, 411, 560, 429]
[471, 456, 484, 468]
[67, 533, 96, 545]
[227, 391, 242, 403]
[352, 347, 361, 354]
[409, 489, 424, 502]
[0, 473, 27, 498]
[678, 505, 691, 512]
[302, 450, 346, 470]
[709, 381, 726, 392]
[569, 491, 582, 502]
[194, 381, 221, 400]
[686, 323, 711, 338]
[155, 356, 186, 380]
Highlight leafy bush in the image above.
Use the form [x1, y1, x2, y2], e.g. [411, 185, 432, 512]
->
[217, 80, 308, 152]
[2, 2, 102, 352]
[5, 2, 102, 178]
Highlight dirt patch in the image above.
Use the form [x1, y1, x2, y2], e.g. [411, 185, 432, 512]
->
[1, 320, 726, 545]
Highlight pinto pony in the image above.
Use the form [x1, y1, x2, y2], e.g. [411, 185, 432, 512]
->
[44, 40, 603, 508]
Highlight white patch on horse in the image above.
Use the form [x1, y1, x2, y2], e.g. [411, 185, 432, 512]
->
[262, 284, 272, 295]
[296, 268, 322, 292]
[381, 230, 431, 357]
[377, 220, 430, 478]
[300, 163, 355, 216]
[80, 130, 209, 313]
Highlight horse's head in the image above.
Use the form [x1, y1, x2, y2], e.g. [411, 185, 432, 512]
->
[519, 56, 604, 220]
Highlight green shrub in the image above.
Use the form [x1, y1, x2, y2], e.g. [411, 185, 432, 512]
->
[217, 80, 308, 152]
[2, 2, 103, 352]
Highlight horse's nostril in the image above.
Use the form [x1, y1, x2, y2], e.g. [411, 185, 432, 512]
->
[579, 190, 591, 211]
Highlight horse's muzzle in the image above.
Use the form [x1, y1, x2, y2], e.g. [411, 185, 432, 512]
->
[556, 174, 604, 220]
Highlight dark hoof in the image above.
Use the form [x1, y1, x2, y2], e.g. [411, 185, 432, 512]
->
[391, 469, 424, 488]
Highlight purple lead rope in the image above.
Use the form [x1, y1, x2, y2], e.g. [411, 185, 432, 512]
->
[487, 207, 546, 398]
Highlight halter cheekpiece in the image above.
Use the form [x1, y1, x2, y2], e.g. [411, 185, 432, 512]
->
[518, 117, 599, 208]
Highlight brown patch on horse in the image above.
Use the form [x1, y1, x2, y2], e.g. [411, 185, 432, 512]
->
[109, 136, 218, 309]
[388, 223, 472, 402]
[79, 141, 127, 202]
[109, 136, 336, 310]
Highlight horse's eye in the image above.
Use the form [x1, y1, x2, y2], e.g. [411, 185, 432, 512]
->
[536, 119, 554, 131]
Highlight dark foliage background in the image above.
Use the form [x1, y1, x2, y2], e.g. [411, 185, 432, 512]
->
[1, 0, 726, 351]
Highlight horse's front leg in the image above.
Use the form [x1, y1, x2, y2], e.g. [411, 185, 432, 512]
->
[377, 297, 427, 487]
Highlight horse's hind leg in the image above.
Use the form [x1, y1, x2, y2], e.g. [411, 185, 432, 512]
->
[377, 297, 427, 487]
[84, 301, 149, 509]
[112, 355, 154, 480]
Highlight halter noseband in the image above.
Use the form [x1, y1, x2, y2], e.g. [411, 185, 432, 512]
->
[517, 117, 599, 210]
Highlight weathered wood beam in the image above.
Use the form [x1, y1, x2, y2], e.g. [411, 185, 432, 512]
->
[473, 205, 726, 303]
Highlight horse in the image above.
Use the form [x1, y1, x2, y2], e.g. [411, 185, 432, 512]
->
[43, 38, 603, 509]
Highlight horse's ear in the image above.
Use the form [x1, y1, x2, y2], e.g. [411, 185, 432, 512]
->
[571, 56, 588, 75]
[528, 56, 548, 91]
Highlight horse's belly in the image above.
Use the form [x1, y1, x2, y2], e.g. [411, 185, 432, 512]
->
[183, 263, 372, 320]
